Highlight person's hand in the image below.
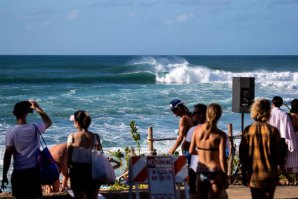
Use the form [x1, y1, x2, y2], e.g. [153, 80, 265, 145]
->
[1, 176, 8, 190]
[29, 100, 40, 110]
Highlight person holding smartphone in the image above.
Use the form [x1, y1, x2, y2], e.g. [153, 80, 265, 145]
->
[2, 100, 52, 199]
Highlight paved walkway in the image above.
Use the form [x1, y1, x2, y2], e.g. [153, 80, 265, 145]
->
[0, 185, 297, 198]
[227, 185, 298, 199]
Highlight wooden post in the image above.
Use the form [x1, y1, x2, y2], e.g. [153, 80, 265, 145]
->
[227, 123, 234, 184]
[148, 127, 154, 156]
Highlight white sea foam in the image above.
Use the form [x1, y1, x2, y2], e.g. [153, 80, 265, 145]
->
[132, 56, 298, 91]
[63, 89, 76, 96]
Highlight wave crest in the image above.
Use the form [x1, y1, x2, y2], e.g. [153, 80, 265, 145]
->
[131, 56, 298, 91]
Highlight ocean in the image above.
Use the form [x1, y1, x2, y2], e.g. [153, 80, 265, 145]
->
[1, 55, 298, 183]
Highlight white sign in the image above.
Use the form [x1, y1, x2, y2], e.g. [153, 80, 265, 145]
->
[147, 156, 176, 199]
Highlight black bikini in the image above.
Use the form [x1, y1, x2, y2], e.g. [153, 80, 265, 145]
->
[196, 146, 219, 152]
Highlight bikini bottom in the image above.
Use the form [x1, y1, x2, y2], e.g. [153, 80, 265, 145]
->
[197, 167, 222, 183]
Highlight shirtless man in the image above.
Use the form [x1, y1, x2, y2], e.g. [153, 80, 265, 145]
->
[168, 99, 193, 155]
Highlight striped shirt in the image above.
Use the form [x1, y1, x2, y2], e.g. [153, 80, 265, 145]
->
[239, 122, 283, 188]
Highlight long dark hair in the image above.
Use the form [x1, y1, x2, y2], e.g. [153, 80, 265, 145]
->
[74, 110, 91, 131]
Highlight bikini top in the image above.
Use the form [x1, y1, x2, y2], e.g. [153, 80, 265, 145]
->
[197, 146, 219, 152]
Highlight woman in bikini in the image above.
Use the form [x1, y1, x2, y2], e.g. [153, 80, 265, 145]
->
[189, 103, 228, 199]
[67, 110, 102, 199]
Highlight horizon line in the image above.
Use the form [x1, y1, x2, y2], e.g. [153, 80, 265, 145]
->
[0, 54, 298, 56]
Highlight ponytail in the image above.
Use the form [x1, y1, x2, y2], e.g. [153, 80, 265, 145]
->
[204, 103, 222, 133]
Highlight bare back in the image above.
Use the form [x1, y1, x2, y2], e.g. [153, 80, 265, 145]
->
[50, 143, 67, 168]
[70, 131, 97, 149]
[194, 124, 227, 172]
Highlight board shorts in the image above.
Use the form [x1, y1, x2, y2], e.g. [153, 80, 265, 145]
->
[11, 167, 42, 198]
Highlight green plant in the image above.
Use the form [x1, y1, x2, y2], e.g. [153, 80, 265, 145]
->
[124, 146, 130, 171]
[108, 181, 129, 190]
[109, 149, 124, 165]
[130, 120, 140, 155]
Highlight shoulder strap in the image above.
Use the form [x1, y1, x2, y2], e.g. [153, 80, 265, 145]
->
[33, 123, 47, 148]
[72, 133, 75, 143]
[93, 134, 102, 151]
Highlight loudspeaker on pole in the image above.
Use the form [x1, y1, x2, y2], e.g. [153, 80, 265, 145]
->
[232, 77, 255, 113]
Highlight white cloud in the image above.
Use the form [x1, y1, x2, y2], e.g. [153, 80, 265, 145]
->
[165, 13, 194, 26]
[176, 13, 194, 23]
[66, 10, 79, 20]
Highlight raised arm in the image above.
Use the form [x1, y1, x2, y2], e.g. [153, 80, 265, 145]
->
[29, 100, 52, 129]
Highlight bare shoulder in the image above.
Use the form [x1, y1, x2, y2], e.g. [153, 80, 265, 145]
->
[194, 125, 204, 135]
[216, 129, 227, 139]
[181, 115, 189, 122]
[67, 132, 83, 146]
[195, 124, 204, 131]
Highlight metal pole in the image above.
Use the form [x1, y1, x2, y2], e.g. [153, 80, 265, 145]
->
[227, 123, 234, 184]
[241, 113, 244, 133]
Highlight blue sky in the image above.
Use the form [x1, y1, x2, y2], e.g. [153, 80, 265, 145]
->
[1, 0, 298, 55]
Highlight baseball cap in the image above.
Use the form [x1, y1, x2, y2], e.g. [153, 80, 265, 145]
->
[170, 99, 183, 109]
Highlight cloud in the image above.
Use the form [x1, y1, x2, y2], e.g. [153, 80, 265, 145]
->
[165, 13, 194, 26]
[176, 14, 194, 23]
[66, 10, 79, 20]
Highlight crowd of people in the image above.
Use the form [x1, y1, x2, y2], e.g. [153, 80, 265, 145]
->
[169, 96, 298, 199]
[1, 96, 298, 199]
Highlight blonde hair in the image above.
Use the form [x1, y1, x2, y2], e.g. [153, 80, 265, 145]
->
[250, 99, 271, 122]
[204, 103, 222, 133]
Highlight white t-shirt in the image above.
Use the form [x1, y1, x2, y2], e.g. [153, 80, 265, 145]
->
[185, 125, 201, 171]
[5, 122, 46, 170]
[269, 107, 296, 152]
